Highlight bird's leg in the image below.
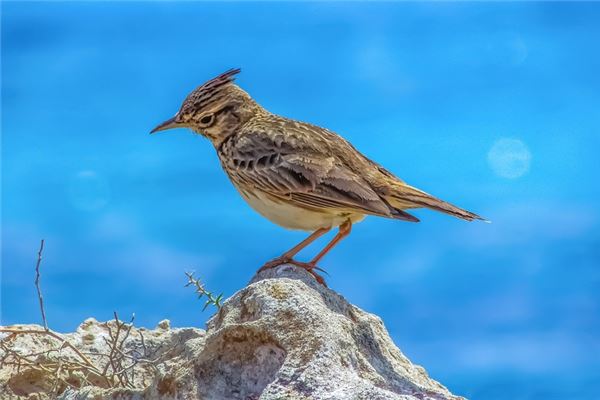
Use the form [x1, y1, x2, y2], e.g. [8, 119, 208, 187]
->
[259, 227, 331, 271]
[308, 219, 352, 266]
[284, 220, 352, 287]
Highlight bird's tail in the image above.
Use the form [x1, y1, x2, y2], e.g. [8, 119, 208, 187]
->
[385, 184, 485, 222]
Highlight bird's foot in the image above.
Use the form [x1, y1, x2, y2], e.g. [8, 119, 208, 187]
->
[258, 256, 292, 272]
[288, 260, 328, 287]
[258, 257, 328, 287]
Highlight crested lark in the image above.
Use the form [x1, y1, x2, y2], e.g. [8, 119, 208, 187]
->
[151, 69, 484, 285]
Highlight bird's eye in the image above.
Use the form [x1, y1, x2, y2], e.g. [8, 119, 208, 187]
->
[199, 114, 214, 126]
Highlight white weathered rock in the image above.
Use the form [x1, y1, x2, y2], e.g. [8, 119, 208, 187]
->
[0, 265, 464, 400]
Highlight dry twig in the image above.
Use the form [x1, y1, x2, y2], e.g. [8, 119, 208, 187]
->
[34, 239, 48, 331]
[101, 312, 139, 388]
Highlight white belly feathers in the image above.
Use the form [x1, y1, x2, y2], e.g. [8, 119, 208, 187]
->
[237, 188, 365, 231]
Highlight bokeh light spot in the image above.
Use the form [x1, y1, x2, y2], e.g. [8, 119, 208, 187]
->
[487, 138, 532, 179]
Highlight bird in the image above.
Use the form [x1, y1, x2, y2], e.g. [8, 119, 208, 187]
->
[151, 68, 485, 285]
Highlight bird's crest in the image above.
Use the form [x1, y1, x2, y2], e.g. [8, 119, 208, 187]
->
[183, 68, 242, 111]
[199, 68, 241, 92]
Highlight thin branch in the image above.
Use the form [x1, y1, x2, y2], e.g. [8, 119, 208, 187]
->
[34, 239, 48, 331]
[101, 312, 124, 378]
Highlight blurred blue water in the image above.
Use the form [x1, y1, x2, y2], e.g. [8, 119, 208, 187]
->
[2, 2, 599, 398]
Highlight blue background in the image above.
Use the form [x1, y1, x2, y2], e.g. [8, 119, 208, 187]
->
[2, 2, 599, 399]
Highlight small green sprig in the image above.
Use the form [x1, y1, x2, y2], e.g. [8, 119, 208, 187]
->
[184, 271, 224, 311]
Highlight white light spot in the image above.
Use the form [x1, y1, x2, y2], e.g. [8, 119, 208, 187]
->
[68, 170, 110, 211]
[488, 138, 532, 179]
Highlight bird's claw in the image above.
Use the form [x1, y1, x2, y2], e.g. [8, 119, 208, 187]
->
[258, 257, 328, 287]
[258, 256, 291, 272]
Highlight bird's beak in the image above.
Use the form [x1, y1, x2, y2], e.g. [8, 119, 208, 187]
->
[150, 116, 182, 134]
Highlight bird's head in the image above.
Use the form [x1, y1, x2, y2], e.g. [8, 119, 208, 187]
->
[151, 68, 259, 145]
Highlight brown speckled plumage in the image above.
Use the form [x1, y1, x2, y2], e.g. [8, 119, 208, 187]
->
[151, 69, 484, 285]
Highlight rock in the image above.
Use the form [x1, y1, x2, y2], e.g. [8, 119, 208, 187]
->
[0, 264, 464, 400]
[157, 319, 171, 330]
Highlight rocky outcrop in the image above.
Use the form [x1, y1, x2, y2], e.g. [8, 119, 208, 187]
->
[0, 264, 464, 400]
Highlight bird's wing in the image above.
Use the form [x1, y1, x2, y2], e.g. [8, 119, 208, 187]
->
[220, 128, 418, 221]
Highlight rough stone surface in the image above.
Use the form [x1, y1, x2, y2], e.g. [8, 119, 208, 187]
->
[0, 265, 464, 400]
